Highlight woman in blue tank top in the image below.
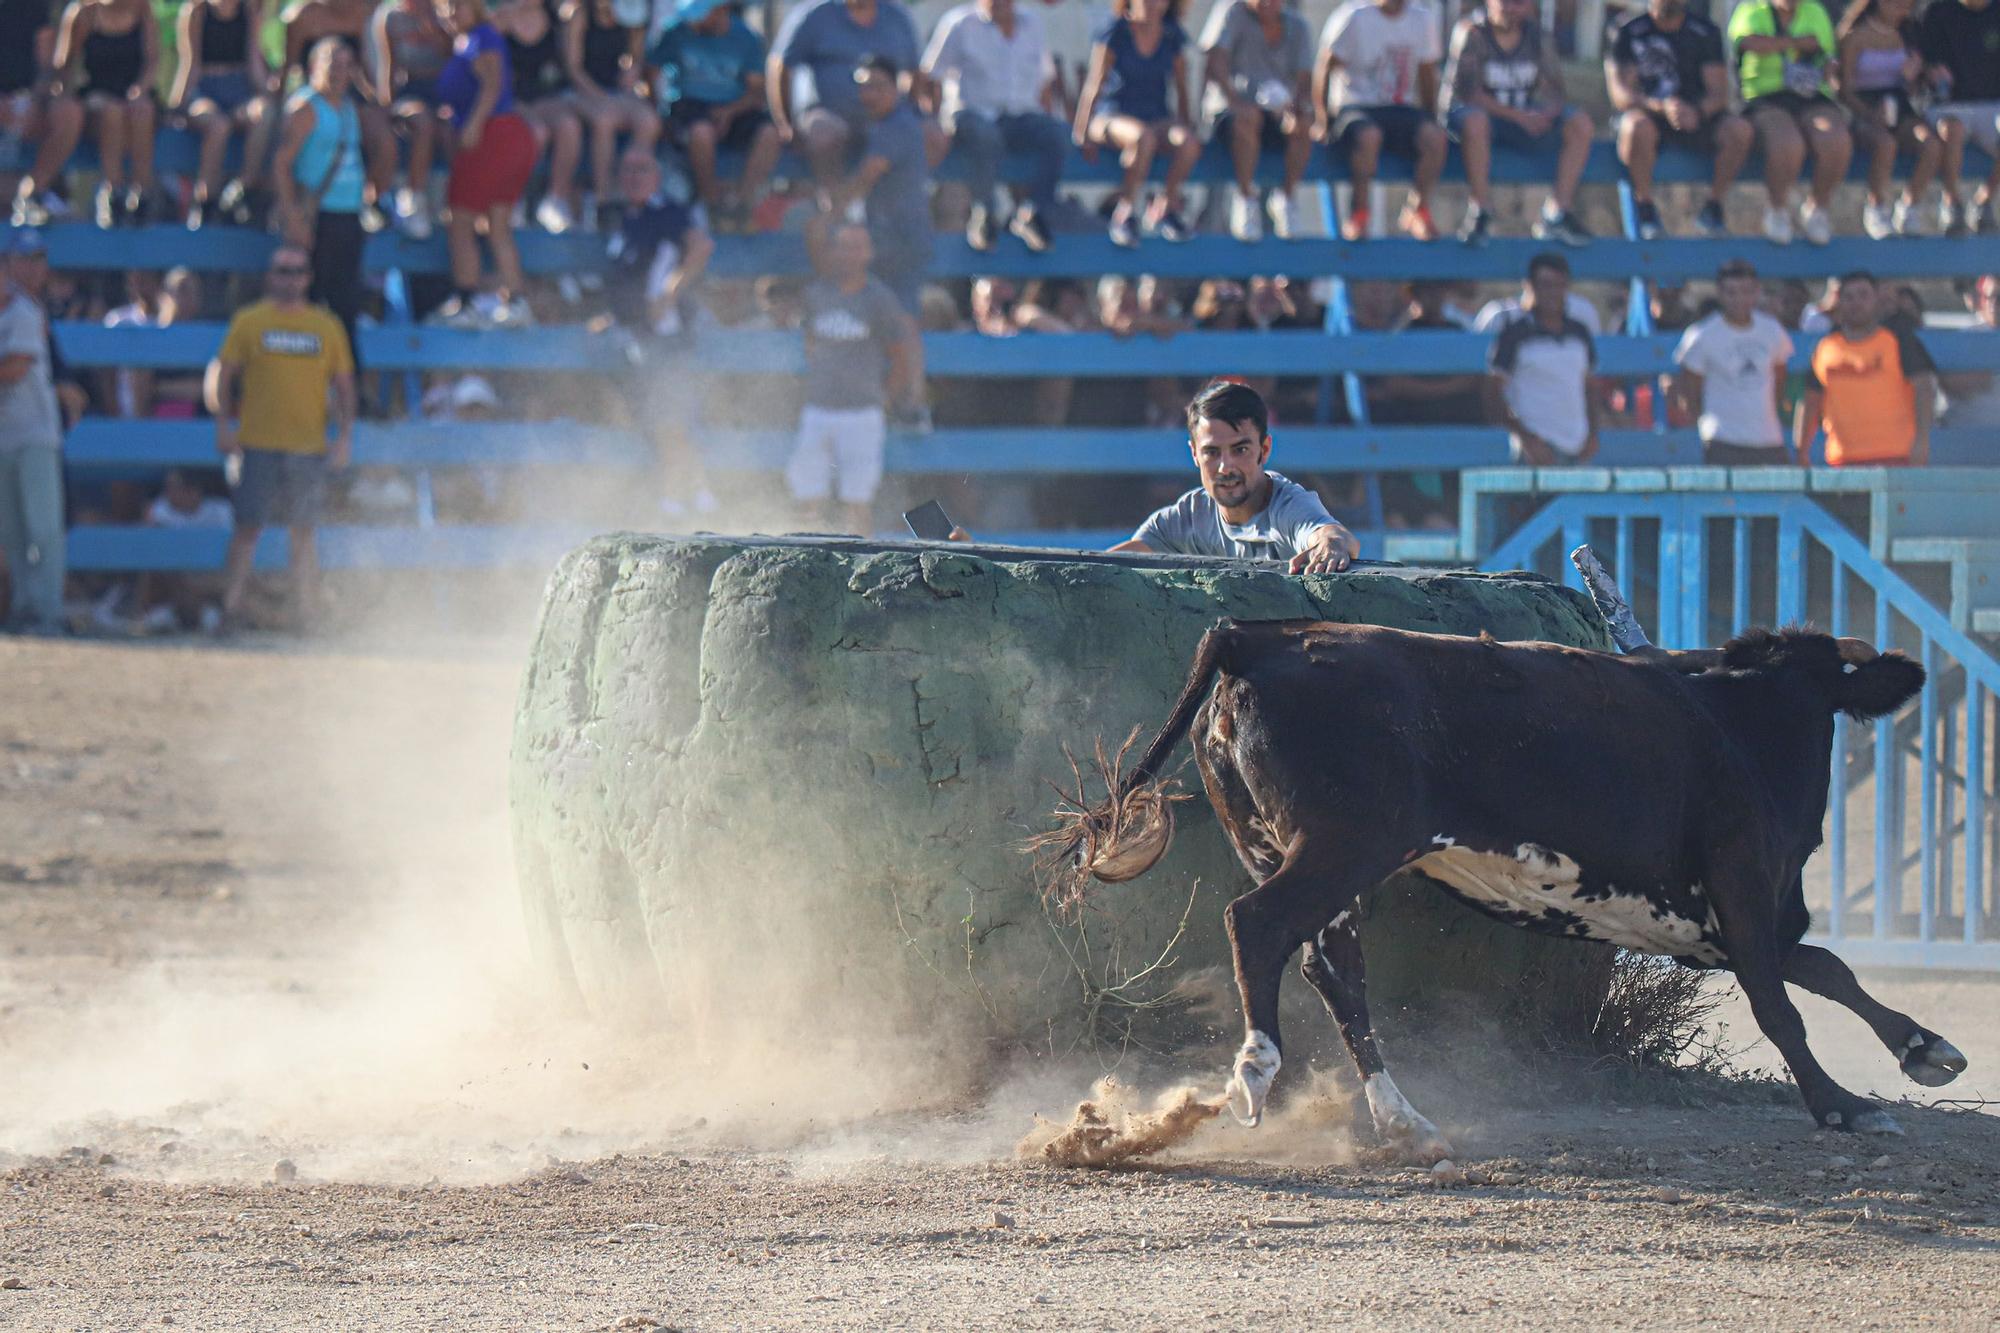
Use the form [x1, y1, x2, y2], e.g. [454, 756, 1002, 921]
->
[1072, 0, 1201, 249]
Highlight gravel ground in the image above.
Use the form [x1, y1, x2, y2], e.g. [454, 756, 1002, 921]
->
[1, 634, 1996, 1332]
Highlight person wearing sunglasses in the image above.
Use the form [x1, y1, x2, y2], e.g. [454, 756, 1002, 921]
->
[205, 244, 356, 632]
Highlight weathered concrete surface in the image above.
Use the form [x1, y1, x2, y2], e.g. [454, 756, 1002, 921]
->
[510, 537, 1615, 1062]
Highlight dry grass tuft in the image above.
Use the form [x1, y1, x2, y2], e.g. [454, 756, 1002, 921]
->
[1018, 1076, 1226, 1169]
[1024, 728, 1187, 921]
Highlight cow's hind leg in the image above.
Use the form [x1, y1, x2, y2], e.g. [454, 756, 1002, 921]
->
[1715, 881, 1904, 1135]
[1300, 909, 1453, 1162]
[1784, 944, 1967, 1087]
[1222, 840, 1395, 1128]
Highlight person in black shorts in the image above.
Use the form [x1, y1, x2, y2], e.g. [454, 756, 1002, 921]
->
[650, 3, 779, 223]
[1605, 0, 1754, 239]
[53, 0, 163, 226]
[2, 0, 86, 227]
[496, 0, 585, 233]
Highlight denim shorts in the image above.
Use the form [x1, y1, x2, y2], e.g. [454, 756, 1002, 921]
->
[194, 71, 255, 114]
[1446, 103, 1576, 151]
[232, 448, 328, 528]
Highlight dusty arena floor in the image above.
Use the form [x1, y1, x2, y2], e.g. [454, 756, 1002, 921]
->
[3, 633, 1998, 1331]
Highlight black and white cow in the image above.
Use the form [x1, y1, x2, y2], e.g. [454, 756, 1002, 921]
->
[1049, 619, 1967, 1158]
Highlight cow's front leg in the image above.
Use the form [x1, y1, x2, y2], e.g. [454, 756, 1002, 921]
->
[1782, 944, 1967, 1087]
[1300, 910, 1453, 1162]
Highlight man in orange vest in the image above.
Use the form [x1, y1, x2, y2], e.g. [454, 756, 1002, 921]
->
[1794, 270, 1937, 466]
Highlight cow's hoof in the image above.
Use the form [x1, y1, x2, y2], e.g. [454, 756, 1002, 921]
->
[1227, 1030, 1281, 1128]
[1362, 1072, 1453, 1163]
[1900, 1035, 1967, 1088]
[1823, 1105, 1905, 1136]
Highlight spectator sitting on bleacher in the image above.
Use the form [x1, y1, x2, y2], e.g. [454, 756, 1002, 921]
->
[1485, 251, 1599, 465]
[283, 0, 399, 233]
[563, 0, 659, 233]
[3, 0, 83, 228]
[53, 0, 163, 227]
[135, 468, 231, 634]
[1836, 0, 1942, 239]
[102, 267, 164, 418]
[1920, 0, 2000, 234]
[1941, 274, 2000, 426]
[1795, 269, 1936, 467]
[1074, 0, 1201, 248]
[788, 218, 923, 535]
[206, 242, 355, 632]
[652, 2, 780, 229]
[971, 276, 1074, 424]
[839, 55, 932, 325]
[173, 0, 278, 231]
[497, 0, 585, 233]
[1314, 0, 1447, 242]
[1671, 259, 1795, 466]
[0, 227, 67, 636]
[1605, 0, 1753, 240]
[273, 38, 369, 354]
[770, 0, 922, 199]
[1728, 0, 1851, 246]
[432, 0, 536, 328]
[376, 0, 455, 240]
[1200, 0, 1313, 243]
[1442, 0, 1592, 248]
[1371, 280, 1488, 424]
[923, 0, 1063, 254]
[1109, 380, 1358, 572]
[601, 145, 717, 517]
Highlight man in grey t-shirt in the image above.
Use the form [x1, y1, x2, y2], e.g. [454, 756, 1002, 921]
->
[1201, 0, 1316, 242]
[0, 234, 66, 634]
[1115, 381, 1358, 572]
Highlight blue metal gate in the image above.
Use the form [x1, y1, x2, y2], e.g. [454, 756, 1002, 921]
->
[1480, 491, 1998, 971]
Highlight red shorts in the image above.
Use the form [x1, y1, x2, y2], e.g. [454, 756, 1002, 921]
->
[447, 111, 535, 212]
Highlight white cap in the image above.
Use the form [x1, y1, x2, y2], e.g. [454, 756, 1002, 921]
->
[451, 374, 500, 412]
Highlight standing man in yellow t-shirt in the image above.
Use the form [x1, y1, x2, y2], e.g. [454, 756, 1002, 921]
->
[204, 244, 356, 631]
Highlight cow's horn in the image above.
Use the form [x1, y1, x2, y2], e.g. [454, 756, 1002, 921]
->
[1837, 637, 1880, 665]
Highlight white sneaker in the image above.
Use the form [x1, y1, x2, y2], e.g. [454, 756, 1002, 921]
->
[1266, 190, 1295, 240]
[1892, 196, 1923, 236]
[1863, 199, 1895, 240]
[535, 195, 574, 234]
[1800, 201, 1833, 246]
[140, 605, 180, 634]
[1228, 188, 1262, 242]
[489, 296, 535, 328]
[394, 186, 432, 240]
[1762, 205, 1794, 245]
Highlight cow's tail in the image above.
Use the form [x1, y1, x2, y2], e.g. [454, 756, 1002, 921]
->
[1029, 622, 1238, 910]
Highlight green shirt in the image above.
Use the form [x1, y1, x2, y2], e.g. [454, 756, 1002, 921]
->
[1728, 0, 1836, 99]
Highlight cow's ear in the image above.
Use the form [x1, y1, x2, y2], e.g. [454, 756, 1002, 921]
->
[1835, 653, 1925, 722]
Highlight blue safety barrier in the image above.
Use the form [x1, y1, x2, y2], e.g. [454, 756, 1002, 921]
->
[1474, 479, 2000, 971]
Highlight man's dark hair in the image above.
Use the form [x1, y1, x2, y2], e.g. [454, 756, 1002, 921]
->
[855, 54, 900, 80]
[1717, 259, 1758, 284]
[1526, 251, 1570, 281]
[1186, 379, 1269, 441]
[1838, 269, 1878, 289]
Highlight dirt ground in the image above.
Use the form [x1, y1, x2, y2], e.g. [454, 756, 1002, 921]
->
[2, 632, 1998, 1332]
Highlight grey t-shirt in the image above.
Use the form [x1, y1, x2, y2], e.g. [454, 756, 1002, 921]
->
[1134, 470, 1337, 561]
[774, 0, 921, 121]
[802, 276, 909, 411]
[864, 101, 930, 234]
[0, 289, 61, 453]
[1198, 1, 1314, 122]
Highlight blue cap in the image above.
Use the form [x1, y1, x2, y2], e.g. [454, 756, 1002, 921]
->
[8, 229, 47, 257]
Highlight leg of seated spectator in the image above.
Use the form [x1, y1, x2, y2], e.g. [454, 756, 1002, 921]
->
[1228, 104, 1265, 195]
[238, 95, 277, 190]
[406, 107, 438, 202]
[1282, 110, 1311, 195]
[446, 202, 482, 293]
[1802, 105, 1851, 209]
[91, 99, 128, 192]
[625, 95, 661, 155]
[743, 120, 781, 212]
[1160, 122, 1200, 215]
[542, 101, 583, 207]
[952, 109, 1001, 218]
[486, 202, 525, 295]
[1906, 123, 1941, 208]
[1456, 107, 1493, 212]
[685, 118, 723, 208]
[23, 94, 83, 201]
[359, 102, 397, 203]
[192, 104, 230, 204]
[1751, 106, 1802, 210]
[1857, 118, 1895, 208]
[1346, 119, 1383, 203]
[128, 96, 158, 193]
[1554, 109, 1593, 213]
[1982, 119, 2000, 208]
[1098, 115, 1157, 209]
[587, 99, 622, 201]
[288, 523, 319, 626]
[1617, 109, 1659, 202]
[1005, 111, 1067, 217]
[1711, 113, 1755, 205]
[1936, 114, 1967, 207]
[221, 524, 260, 616]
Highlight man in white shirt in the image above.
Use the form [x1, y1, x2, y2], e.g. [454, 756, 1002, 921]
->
[1313, 0, 1448, 241]
[1672, 259, 1796, 465]
[1484, 251, 1600, 463]
[922, 0, 1063, 253]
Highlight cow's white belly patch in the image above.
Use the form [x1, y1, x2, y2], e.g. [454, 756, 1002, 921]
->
[1411, 838, 1725, 965]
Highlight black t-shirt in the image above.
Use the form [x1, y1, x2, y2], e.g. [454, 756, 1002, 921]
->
[0, 0, 51, 94]
[1611, 10, 1725, 103]
[1920, 0, 2000, 103]
[604, 192, 701, 338]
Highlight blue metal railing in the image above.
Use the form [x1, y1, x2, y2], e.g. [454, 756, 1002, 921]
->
[1481, 490, 1998, 971]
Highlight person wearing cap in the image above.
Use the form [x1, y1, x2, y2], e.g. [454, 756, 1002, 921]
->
[4, 231, 88, 429]
[205, 243, 355, 631]
[837, 54, 933, 331]
[0, 228, 68, 634]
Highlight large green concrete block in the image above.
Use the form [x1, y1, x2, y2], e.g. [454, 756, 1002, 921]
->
[510, 537, 1615, 1061]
